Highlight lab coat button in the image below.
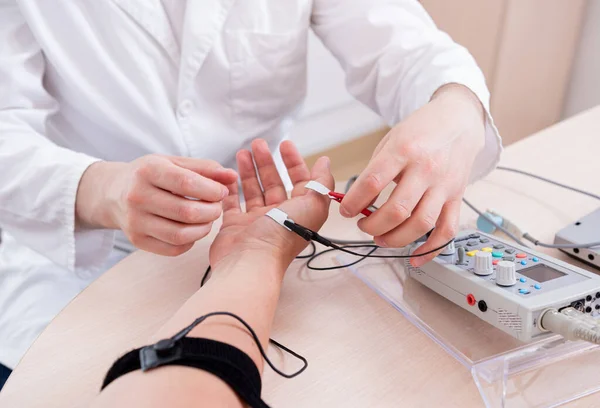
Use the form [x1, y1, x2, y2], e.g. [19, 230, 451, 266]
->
[189, 53, 202, 70]
[178, 100, 193, 117]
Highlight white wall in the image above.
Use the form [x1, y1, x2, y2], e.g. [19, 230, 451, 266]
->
[563, 1, 600, 118]
[290, 31, 384, 157]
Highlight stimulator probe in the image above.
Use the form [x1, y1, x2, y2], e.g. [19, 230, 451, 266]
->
[412, 231, 600, 343]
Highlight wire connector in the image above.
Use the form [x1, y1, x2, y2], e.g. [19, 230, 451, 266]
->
[283, 220, 334, 247]
[265, 208, 335, 247]
[540, 307, 600, 344]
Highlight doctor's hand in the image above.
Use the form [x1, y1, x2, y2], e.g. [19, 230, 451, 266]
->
[209, 139, 333, 271]
[341, 84, 486, 266]
[76, 155, 238, 256]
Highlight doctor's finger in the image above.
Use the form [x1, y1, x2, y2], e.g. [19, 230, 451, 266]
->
[251, 139, 287, 205]
[139, 189, 223, 224]
[237, 149, 265, 210]
[375, 190, 445, 249]
[169, 157, 238, 185]
[151, 162, 228, 202]
[357, 168, 428, 237]
[341, 149, 407, 218]
[145, 215, 214, 246]
[132, 235, 195, 257]
[409, 199, 461, 267]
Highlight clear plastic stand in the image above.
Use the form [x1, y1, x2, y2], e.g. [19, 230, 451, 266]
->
[340, 250, 600, 407]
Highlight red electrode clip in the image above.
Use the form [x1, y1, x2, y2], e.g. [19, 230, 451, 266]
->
[328, 191, 374, 217]
[304, 181, 376, 217]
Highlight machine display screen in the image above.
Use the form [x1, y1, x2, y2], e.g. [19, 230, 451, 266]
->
[520, 264, 567, 282]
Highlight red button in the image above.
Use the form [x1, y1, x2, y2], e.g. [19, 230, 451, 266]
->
[493, 260, 499, 265]
[516, 253, 527, 259]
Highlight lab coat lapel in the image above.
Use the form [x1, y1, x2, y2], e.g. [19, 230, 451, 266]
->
[111, 0, 179, 65]
[178, 0, 237, 92]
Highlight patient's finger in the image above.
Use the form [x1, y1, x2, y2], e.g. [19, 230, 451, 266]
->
[277, 156, 333, 231]
[310, 156, 334, 192]
[222, 182, 241, 215]
[237, 150, 265, 210]
[252, 139, 287, 205]
[280, 140, 310, 188]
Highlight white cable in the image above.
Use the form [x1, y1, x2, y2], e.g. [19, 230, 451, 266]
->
[496, 166, 600, 201]
[540, 308, 600, 344]
[462, 198, 528, 246]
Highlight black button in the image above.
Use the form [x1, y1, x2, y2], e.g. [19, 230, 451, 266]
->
[596, 304, 600, 310]
[478, 300, 488, 312]
[479, 238, 490, 243]
[505, 249, 516, 254]
[467, 240, 478, 246]
[503, 256, 515, 262]
[586, 306, 593, 313]
[587, 295, 593, 302]
[493, 244, 505, 249]
[596, 292, 600, 299]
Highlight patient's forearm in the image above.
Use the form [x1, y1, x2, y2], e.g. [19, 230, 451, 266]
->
[91, 251, 285, 408]
[152, 251, 285, 369]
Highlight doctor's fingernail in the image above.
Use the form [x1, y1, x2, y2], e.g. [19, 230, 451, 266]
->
[340, 207, 351, 217]
[410, 258, 421, 267]
[221, 188, 229, 198]
[374, 237, 388, 248]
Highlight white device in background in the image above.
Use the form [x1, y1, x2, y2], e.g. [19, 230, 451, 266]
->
[555, 208, 600, 270]
[410, 230, 600, 342]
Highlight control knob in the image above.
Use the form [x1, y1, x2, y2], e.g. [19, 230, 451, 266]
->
[441, 241, 456, 256]
[474, 251, 493, 276]
[496, 261, 517, 286]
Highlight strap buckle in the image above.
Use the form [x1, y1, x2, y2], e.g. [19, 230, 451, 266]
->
[140, 338, 183, 371]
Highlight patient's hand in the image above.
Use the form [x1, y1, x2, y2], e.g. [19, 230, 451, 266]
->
[209, 139, 334, 270]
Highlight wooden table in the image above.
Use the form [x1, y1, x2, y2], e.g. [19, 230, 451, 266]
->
[2, 107, 600, 407]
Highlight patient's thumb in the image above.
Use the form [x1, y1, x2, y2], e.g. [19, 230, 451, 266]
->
[310, 156, 334, 190]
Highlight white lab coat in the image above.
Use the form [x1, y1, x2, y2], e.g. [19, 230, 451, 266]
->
[0, 0, 501, 368]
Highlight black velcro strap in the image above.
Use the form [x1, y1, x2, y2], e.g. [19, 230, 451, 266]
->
[102, 337, 269, 408]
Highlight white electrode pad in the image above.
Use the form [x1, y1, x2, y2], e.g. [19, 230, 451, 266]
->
[304, 180, 330, 195]
[265, 208, 292, 231]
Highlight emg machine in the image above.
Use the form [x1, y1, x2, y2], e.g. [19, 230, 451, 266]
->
[412, 230, 600, 343]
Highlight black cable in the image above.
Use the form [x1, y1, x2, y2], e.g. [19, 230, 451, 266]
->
[305, 241, 453, 271]
[330, 240, 452, 259]
[199, 248, 314, 378]
[173, 311, 307, 379]
[201, 265, 212, 287]
[197, 212, 464, 375]
[284, 219, 476, 271]
[295, 241, 316, 259]
[307, 244, 378, 271]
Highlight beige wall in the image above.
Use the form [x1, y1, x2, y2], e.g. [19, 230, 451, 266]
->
[563, 1, 600, 118]
[424, 0, 586, 145]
